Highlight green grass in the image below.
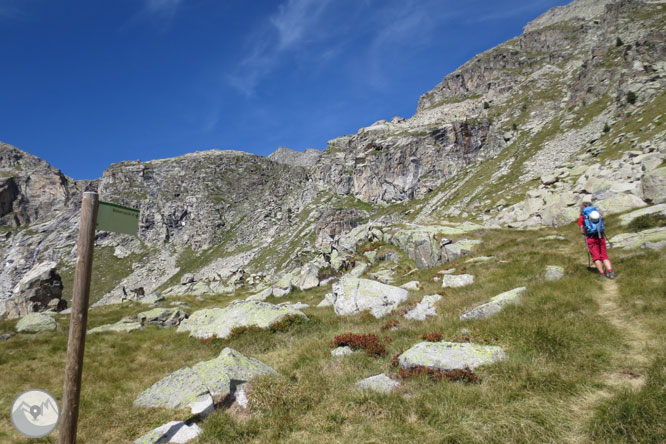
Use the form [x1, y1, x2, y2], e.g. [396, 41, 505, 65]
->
[2, 221, 662, 443]
[588, 354, 666, 444]
[59, 246, 149, 305]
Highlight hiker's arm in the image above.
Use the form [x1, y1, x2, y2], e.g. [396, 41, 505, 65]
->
[579, 225, 585, 235]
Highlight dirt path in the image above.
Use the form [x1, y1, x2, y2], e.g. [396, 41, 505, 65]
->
[564, 277, 653, 443]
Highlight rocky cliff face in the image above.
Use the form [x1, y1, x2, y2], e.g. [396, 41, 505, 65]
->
[1, 0, 665, 316]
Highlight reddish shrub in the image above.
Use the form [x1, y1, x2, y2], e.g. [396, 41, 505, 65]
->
[380, 319, 399, 331]
[390, 351, 403, 368]
[399, 366, 481, 383]
[421, 332, 443, 342]
[389, 303, 417, 317]
[330, 333, 387, 357]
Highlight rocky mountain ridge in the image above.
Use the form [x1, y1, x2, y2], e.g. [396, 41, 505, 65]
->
[1, 0, 665, 317]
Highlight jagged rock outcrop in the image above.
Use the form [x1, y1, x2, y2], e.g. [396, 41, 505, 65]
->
[1, 0, 665, 317]
[5, 261, 66, 319]
[268, 146, 322, 167]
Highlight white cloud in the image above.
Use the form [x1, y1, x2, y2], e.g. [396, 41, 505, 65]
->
[228, 0, 333, 96]
[270, 0, 330, 50]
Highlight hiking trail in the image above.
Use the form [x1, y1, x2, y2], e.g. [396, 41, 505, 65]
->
[564, 276, 653, 443]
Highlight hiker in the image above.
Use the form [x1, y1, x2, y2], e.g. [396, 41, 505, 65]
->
[578, 202, 616, 279]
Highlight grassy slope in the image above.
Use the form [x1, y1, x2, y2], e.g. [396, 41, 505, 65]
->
[0, 214, 663, 444]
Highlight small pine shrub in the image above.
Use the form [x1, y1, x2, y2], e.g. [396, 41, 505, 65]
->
[616, 36, 624, 47]
[512, 123, 518, 131]
[603, 123, 611, 133]
[483, 101, 490, 109]
[421, 332, 443, 342]
[627, 91, 637, 105]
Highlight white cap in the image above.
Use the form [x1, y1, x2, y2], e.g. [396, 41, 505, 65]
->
[589, 210, 600, 222]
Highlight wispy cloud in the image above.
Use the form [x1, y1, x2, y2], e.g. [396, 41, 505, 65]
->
[227, 0, 458, 95]
[228, 0, 333, 96]
[145, 0, 182, 19]
[364, 0, 454, 89]
[120, 0, 183, 31]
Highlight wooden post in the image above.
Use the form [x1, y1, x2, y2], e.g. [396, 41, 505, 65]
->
[59, 191, 98, 444]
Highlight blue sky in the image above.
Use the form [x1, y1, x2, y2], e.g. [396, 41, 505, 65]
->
[0, 0, 570, 180]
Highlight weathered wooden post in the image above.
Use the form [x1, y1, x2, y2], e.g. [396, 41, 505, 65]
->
[59, 191, 98, 444]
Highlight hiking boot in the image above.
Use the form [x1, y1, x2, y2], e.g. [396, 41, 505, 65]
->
[606, 270, 616, 279]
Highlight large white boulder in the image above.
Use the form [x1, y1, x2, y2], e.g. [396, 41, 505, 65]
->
[330, 275, 408, 318]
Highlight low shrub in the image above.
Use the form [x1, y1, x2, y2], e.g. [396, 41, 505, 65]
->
[421, 332, 443, 342]
[330, 333, 387, 357]
[627, 91, 637, 105]
[381, 319, 399, 331]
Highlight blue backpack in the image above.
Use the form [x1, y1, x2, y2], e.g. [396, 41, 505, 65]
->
[582, 206, 605, 238]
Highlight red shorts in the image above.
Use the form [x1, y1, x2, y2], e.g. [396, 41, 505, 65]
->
[586, 236, 608, 262]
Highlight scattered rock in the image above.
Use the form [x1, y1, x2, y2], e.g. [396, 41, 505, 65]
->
[180, 273, 195, 285]
[15, 312, 57, 333]
[330, 276, 408, 318]
[135, 348, 277, 414]
[246, 287, 273, 302]
[441, 274, 475, 288]
[134, 421, 202, 444]
[541, 174, 558, 185]
[642, 167, 666, 203]
[271, 274, 293, 298]
[355, 374, 400, 394]
[366, 268, 395, 284]
[278, 302, 310, 310]
[137, 293, 165, 306]
[400, 281, 422, 291]
[618, 204, 666, 225]
[350, 262, 368, 278]
[138, 308, 188, 328]
[464, 256, 495, 264]
[597, 193, 647, 215]
[331, 346, 354, 357]
[398, 342, 506, 371]
[177, 300, 307, 339]
[544, 265, 565, 281]
[642, 240, 666, 251]
[460, 287, 526, 320]
[292, 264, 320, 291]
[134, 367, 211, 414]
[317, 293, 335, 308]
[5, 261, 66, 319]
[88, 317, 143, 334]
[0, 333, 14, 341]
[537, 235, 566, 241]
[608, 227, 666, 249]
[403, 294, 442, 321]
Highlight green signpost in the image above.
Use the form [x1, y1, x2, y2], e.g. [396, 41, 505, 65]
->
[96, 201, 140, 236]
[60, 195, 139, 444]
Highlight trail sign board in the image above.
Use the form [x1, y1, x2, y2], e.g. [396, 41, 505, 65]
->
[96, 201, 139, 236]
